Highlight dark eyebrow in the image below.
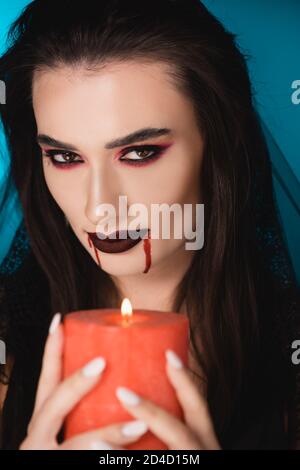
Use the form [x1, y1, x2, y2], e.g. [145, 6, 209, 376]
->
[104, 127, 172, 149]
[37, 127, 172, 151]
[37, 135, 78, 150]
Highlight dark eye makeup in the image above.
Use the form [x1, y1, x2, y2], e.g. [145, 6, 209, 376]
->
[41, 144, 172, 169]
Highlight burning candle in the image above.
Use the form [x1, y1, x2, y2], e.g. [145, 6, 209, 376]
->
[62, 299, 189, 450]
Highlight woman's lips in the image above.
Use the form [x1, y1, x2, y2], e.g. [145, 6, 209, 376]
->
[87, 228, 149, 254]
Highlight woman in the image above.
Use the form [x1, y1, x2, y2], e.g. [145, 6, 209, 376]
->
[0, 0, 299, 450]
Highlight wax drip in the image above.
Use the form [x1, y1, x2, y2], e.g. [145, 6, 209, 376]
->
[143, 231, 152, 273]
[88, 235, 102, 268]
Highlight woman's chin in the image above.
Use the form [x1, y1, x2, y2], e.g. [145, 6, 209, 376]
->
[91, 252, 151, 277]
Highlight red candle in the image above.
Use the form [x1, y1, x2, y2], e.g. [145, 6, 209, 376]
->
[62, 299, 189, 450]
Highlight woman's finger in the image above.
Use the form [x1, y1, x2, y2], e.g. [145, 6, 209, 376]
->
[115, 386, 201, 450]
[165, 349, 220, 449]
[58, 419, 148, 450]
[30, 356, 106, 442]
[114, 349, 220, 450]
[32, 313, 63, 418]
[59, 438, 120, 450]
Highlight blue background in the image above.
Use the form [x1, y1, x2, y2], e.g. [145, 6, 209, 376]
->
[0, 0, 299, 280]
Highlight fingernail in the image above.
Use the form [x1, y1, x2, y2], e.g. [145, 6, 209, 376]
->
[116, 387, 141, 406]
[90, 439, 113, 450]
[82, 357, 106, 377]
[49, 313, 61, 335]
[166, 349, 183, 369]
[121, 420, 148, 437]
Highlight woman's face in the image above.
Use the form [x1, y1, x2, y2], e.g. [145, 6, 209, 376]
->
[32, 61, 204, 276]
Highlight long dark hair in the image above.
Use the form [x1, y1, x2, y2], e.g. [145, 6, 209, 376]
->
[0, 0, 299, 449]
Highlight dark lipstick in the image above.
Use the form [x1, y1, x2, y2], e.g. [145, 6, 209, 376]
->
[87, 228, 149, 254]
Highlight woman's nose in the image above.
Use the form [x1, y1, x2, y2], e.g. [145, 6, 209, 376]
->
[85, 167, 119, 227]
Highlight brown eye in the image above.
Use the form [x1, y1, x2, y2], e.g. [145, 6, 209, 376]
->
[52, 152, 79, 163]
[119, 146, 158, 161]
[42, 150, 83, 167]
[61, 152, 75, 162]
[136, 149, 152, 159]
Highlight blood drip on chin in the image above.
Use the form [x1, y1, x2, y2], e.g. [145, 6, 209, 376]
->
[88, 235, 101, 268]
[143, 232, 152, 273]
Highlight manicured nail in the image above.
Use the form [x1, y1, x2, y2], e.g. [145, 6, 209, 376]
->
[90, 439, 113, 450]
[166, 349, 183, 369]
[49, 313, 61, 335]
[121, 420, 148, 437]
[82, 357, 106, 377]
[116, 387, 141, 406]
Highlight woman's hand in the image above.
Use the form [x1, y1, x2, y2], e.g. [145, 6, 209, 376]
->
[114, 349, 221, 450]
[19, 313, 148, 450]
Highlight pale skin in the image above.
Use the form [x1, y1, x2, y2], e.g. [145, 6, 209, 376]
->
[5, 60, 222, 449]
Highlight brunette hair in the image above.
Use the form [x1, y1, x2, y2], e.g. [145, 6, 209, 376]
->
[0, 0, 299, 449]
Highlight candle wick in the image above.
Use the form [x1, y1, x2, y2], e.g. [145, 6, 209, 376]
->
[122, 314, 132, 327]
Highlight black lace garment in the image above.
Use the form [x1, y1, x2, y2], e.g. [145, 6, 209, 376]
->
[0, 221, 52, 449]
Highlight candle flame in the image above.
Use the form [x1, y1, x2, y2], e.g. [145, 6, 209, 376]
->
[121, 298, 133, 319]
